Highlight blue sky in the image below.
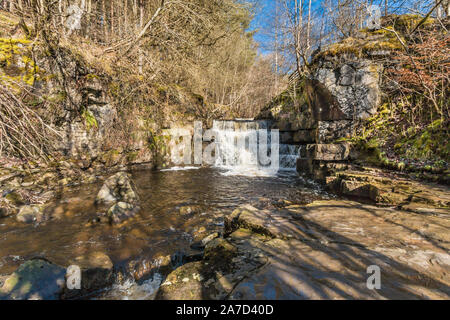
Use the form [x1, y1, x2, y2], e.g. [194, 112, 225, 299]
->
[248, 0, 433, 53]
[249, 0, 324, 53]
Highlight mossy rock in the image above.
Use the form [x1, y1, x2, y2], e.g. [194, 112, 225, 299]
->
[0, 259, 66, 300]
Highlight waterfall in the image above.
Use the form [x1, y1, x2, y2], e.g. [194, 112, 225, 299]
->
[279, 144, 301, 171]
[212, 120, 299, 176]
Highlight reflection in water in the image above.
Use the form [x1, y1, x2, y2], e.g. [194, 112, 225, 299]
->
[0, 168, 327, 298]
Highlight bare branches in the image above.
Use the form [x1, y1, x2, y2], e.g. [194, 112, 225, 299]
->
[0, 84, 62, 160]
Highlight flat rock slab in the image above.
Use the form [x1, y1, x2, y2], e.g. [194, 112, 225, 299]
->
[158, 200, 450, 300]
[327, 168, 450, 208]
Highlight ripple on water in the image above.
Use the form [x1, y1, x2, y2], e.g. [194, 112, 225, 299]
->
[0, 168, 328, 291]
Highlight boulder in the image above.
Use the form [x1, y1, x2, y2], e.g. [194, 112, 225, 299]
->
[307, 60, 381, 120]
[62, 251, 114, 299]
[95, 172, 139, 205]
[16, 205, 45, 223]
[0, 259, 66, 300]
[95, 172, 140, 224]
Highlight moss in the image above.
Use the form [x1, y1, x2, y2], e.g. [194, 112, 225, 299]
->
[317, 34, 403, 61]
[81, 107, 98, 131]
[126, 151, 139, 162]
[85, 73, 99, 80]
[394, 14, 435, 33]
[0, 38, 41, 92]
[395, 120, 449, 162]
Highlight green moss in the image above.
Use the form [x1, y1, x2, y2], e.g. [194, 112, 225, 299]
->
[81, 108, 98, 130]
[394, 14, 435, 33]
[86, 73, 99, 80]
[0, 38, 41, 92]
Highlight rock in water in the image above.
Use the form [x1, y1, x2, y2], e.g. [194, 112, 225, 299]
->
[95, 172, 139, 204]
[0, 259, 65, 300]
[95, 172, 140, 224]
[16, 205, 44, 223]
[107, 201, 140, 224]
[62, 251, 114, 299]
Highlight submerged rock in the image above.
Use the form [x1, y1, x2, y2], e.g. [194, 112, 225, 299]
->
[179, 205, 201, 215]
[0, 259, 65, 300]
[16, 205, 45, 223]
[107, 201, 140, 224]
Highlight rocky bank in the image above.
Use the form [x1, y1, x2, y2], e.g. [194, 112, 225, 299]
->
[157, 197, 450, 299]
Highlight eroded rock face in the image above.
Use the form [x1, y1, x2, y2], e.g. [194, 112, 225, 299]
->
[326, 167, 450, 208]
[16, 205, 45, 224]
[309, 60, 381, 121]
[157, 201, 450, 300]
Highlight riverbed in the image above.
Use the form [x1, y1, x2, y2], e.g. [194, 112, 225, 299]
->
[0, 167, 330, 299]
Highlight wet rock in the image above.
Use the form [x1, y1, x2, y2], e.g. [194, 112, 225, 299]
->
[202, 232, 220, 247]
[16, 205, 45, 223]
[4, 190, 26, 206]
[204, 238, 237, 260]
[107, 201, 140, 224]
[95, 172, 139, 204]
[0, 259, 65, 300]
[156, 234, 264, 300]
[179, 205, 201, 215]
[95, 172, 140, 224]
[62, 252, 114, 299]
[0, 207, 9, 218]
[190, 233, 219, 251]
[162, 200, 450, 300]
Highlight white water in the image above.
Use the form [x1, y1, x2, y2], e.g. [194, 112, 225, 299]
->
[160, 166, 200, 172]
[213, 120, 299, 176]
[98, 273, 163, 300]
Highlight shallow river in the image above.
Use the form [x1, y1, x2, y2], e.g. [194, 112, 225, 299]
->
[0, 168, 330, 299]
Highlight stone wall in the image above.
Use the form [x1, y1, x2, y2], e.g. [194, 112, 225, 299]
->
[260, 57, 383, 180]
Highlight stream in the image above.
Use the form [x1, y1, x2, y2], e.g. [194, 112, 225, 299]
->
[0, 167, 330, 299]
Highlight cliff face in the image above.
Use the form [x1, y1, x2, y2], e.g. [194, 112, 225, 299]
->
[0, 28, 204, 170]
[258, 14, 448, 182]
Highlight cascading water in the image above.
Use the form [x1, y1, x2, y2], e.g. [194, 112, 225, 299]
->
[279, 144, 301, 170]
[212, 120, 300, 176]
